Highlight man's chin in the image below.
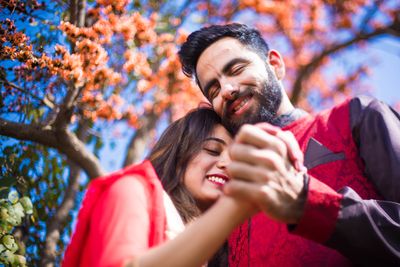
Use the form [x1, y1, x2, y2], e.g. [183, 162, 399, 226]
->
[224, 113, 260, 134]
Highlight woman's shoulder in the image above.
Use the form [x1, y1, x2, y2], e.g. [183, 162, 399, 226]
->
[105, 175, 152, 208]
[91, 160, 161, 201]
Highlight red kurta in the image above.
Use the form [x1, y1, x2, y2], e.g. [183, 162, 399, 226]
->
[62, 161, 167, 267]
[228, 99, 380, 266]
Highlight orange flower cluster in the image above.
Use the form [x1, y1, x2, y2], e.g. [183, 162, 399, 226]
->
[96, 0, 130, 13]
[1, 19, 33, 62]
[236, 0, 399, 108]
[3, 0, 204, 127]
[122, 28, 202, 122]
[123, 50, 152, 79]
[1, 0, 42, 14]
[0, 18, 59, 97]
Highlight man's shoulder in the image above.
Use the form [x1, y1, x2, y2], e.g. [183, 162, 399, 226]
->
[326, 95, 386, 117]
[348, 95, 394, 118]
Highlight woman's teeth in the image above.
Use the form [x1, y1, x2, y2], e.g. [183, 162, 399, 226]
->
[207, 176, 226, 184]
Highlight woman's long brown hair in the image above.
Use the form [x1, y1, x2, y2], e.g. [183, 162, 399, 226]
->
[147, 108, 223, 223]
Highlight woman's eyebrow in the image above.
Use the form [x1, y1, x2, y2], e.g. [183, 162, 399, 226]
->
[204, 137, 226, 145]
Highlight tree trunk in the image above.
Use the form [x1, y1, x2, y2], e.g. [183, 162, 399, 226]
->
[40, 121, 89, 267]
[123, 111, 159, 167]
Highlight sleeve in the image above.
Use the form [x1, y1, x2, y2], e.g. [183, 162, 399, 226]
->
[88, 176, 151, 267]
[327, 96, 400, 266]
[293, 96, 400, 266]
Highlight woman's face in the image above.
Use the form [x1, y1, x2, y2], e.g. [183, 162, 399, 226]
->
[183, 124, 233, 211]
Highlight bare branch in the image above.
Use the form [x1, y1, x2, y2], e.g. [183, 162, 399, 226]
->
[1, 79, 55, 109]
[77, 0, 86, 27]
[290, 25, 395, 104]
[0, 118, 58, 147]
[55, 129, 104, 178]
[53, 83, 82, 131]
[123, 111, 159, 167]
[359, 0, 384, 33]
[69, 0, 77, 25]
[0, 118, 104, 179]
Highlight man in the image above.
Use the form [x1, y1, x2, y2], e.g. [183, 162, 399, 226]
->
[179, 23, 400, 266]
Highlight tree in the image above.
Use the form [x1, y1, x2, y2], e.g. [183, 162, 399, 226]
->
[0, 0, 399, 266]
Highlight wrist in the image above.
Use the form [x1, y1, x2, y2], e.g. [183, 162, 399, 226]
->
[290, 172, 309, 224]
[216, 196, 253, 223]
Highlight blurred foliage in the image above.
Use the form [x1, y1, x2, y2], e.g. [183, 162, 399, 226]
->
[0, 190, 33, 267]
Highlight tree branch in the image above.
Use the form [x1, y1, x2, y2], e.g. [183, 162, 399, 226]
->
[290, 24, 396, 104]
[77, 0, 86, 27]
[359, 0, 383, 33]
[1, 79, 55, 109]
[0, 118, 104, 179]
[0, 118, 58, 147]
[53, 83, 82, 131]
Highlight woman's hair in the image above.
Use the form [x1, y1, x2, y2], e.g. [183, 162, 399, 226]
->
[147, 108, 223, 223]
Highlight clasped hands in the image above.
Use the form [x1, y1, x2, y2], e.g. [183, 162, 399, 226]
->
[224, 123, 307, 224]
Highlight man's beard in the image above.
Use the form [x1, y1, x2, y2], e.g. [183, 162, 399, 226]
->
[221, 68, 282, 134]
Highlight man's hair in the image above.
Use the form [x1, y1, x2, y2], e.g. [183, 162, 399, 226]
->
[178, 23, 270, 80]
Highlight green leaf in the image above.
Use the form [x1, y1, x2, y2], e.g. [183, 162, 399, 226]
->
[12, 203, 24, 219]
[1, 235, 18, 253]
[19, 197, 33, 215]
[7, 191, 19, 205]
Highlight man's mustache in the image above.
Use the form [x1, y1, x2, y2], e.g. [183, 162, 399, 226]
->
[221, 88, 252, 119]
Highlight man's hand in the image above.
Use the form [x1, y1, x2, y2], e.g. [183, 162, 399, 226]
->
[224, 123, 307, 224]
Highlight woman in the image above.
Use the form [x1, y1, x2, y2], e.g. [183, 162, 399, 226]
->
[62, 108, 255, 267]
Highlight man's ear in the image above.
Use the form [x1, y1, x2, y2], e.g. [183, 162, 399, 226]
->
[267, 50, 285, 80]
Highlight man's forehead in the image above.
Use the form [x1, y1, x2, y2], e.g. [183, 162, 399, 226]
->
[197, 38, 245, 64]
[195, 38, 246, 79]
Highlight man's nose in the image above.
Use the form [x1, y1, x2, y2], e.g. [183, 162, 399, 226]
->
[220, 81, 238, 100]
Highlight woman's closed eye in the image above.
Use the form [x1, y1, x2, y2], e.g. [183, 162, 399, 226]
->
[203, 148, 221, 156]
[202, 141, 224, 156]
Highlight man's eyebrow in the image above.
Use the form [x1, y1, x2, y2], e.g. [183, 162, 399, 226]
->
[201, 58, 250, 97]
[222, 58, 250, 75]
[204, 137, 226, 145]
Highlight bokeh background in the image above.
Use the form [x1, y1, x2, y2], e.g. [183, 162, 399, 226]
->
[1, 0, 399, 265]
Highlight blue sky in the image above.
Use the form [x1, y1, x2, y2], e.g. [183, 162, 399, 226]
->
[368, 37, 400, 105]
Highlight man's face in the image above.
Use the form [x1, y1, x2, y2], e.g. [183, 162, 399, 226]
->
[196, 37, 283, 133]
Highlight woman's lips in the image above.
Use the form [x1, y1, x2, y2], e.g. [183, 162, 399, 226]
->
[206, 174, 229, 186]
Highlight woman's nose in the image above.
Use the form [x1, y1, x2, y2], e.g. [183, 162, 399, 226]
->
[216, 149, 231, 169]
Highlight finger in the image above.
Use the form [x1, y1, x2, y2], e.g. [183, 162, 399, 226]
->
[227, 161, 276, 183]
[256, 123, 305, 171]
[276, 131, 305, 171]
[229, 143, 280, 169]
[254, 122, 280, 135]
[235, 124, 286, 155]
